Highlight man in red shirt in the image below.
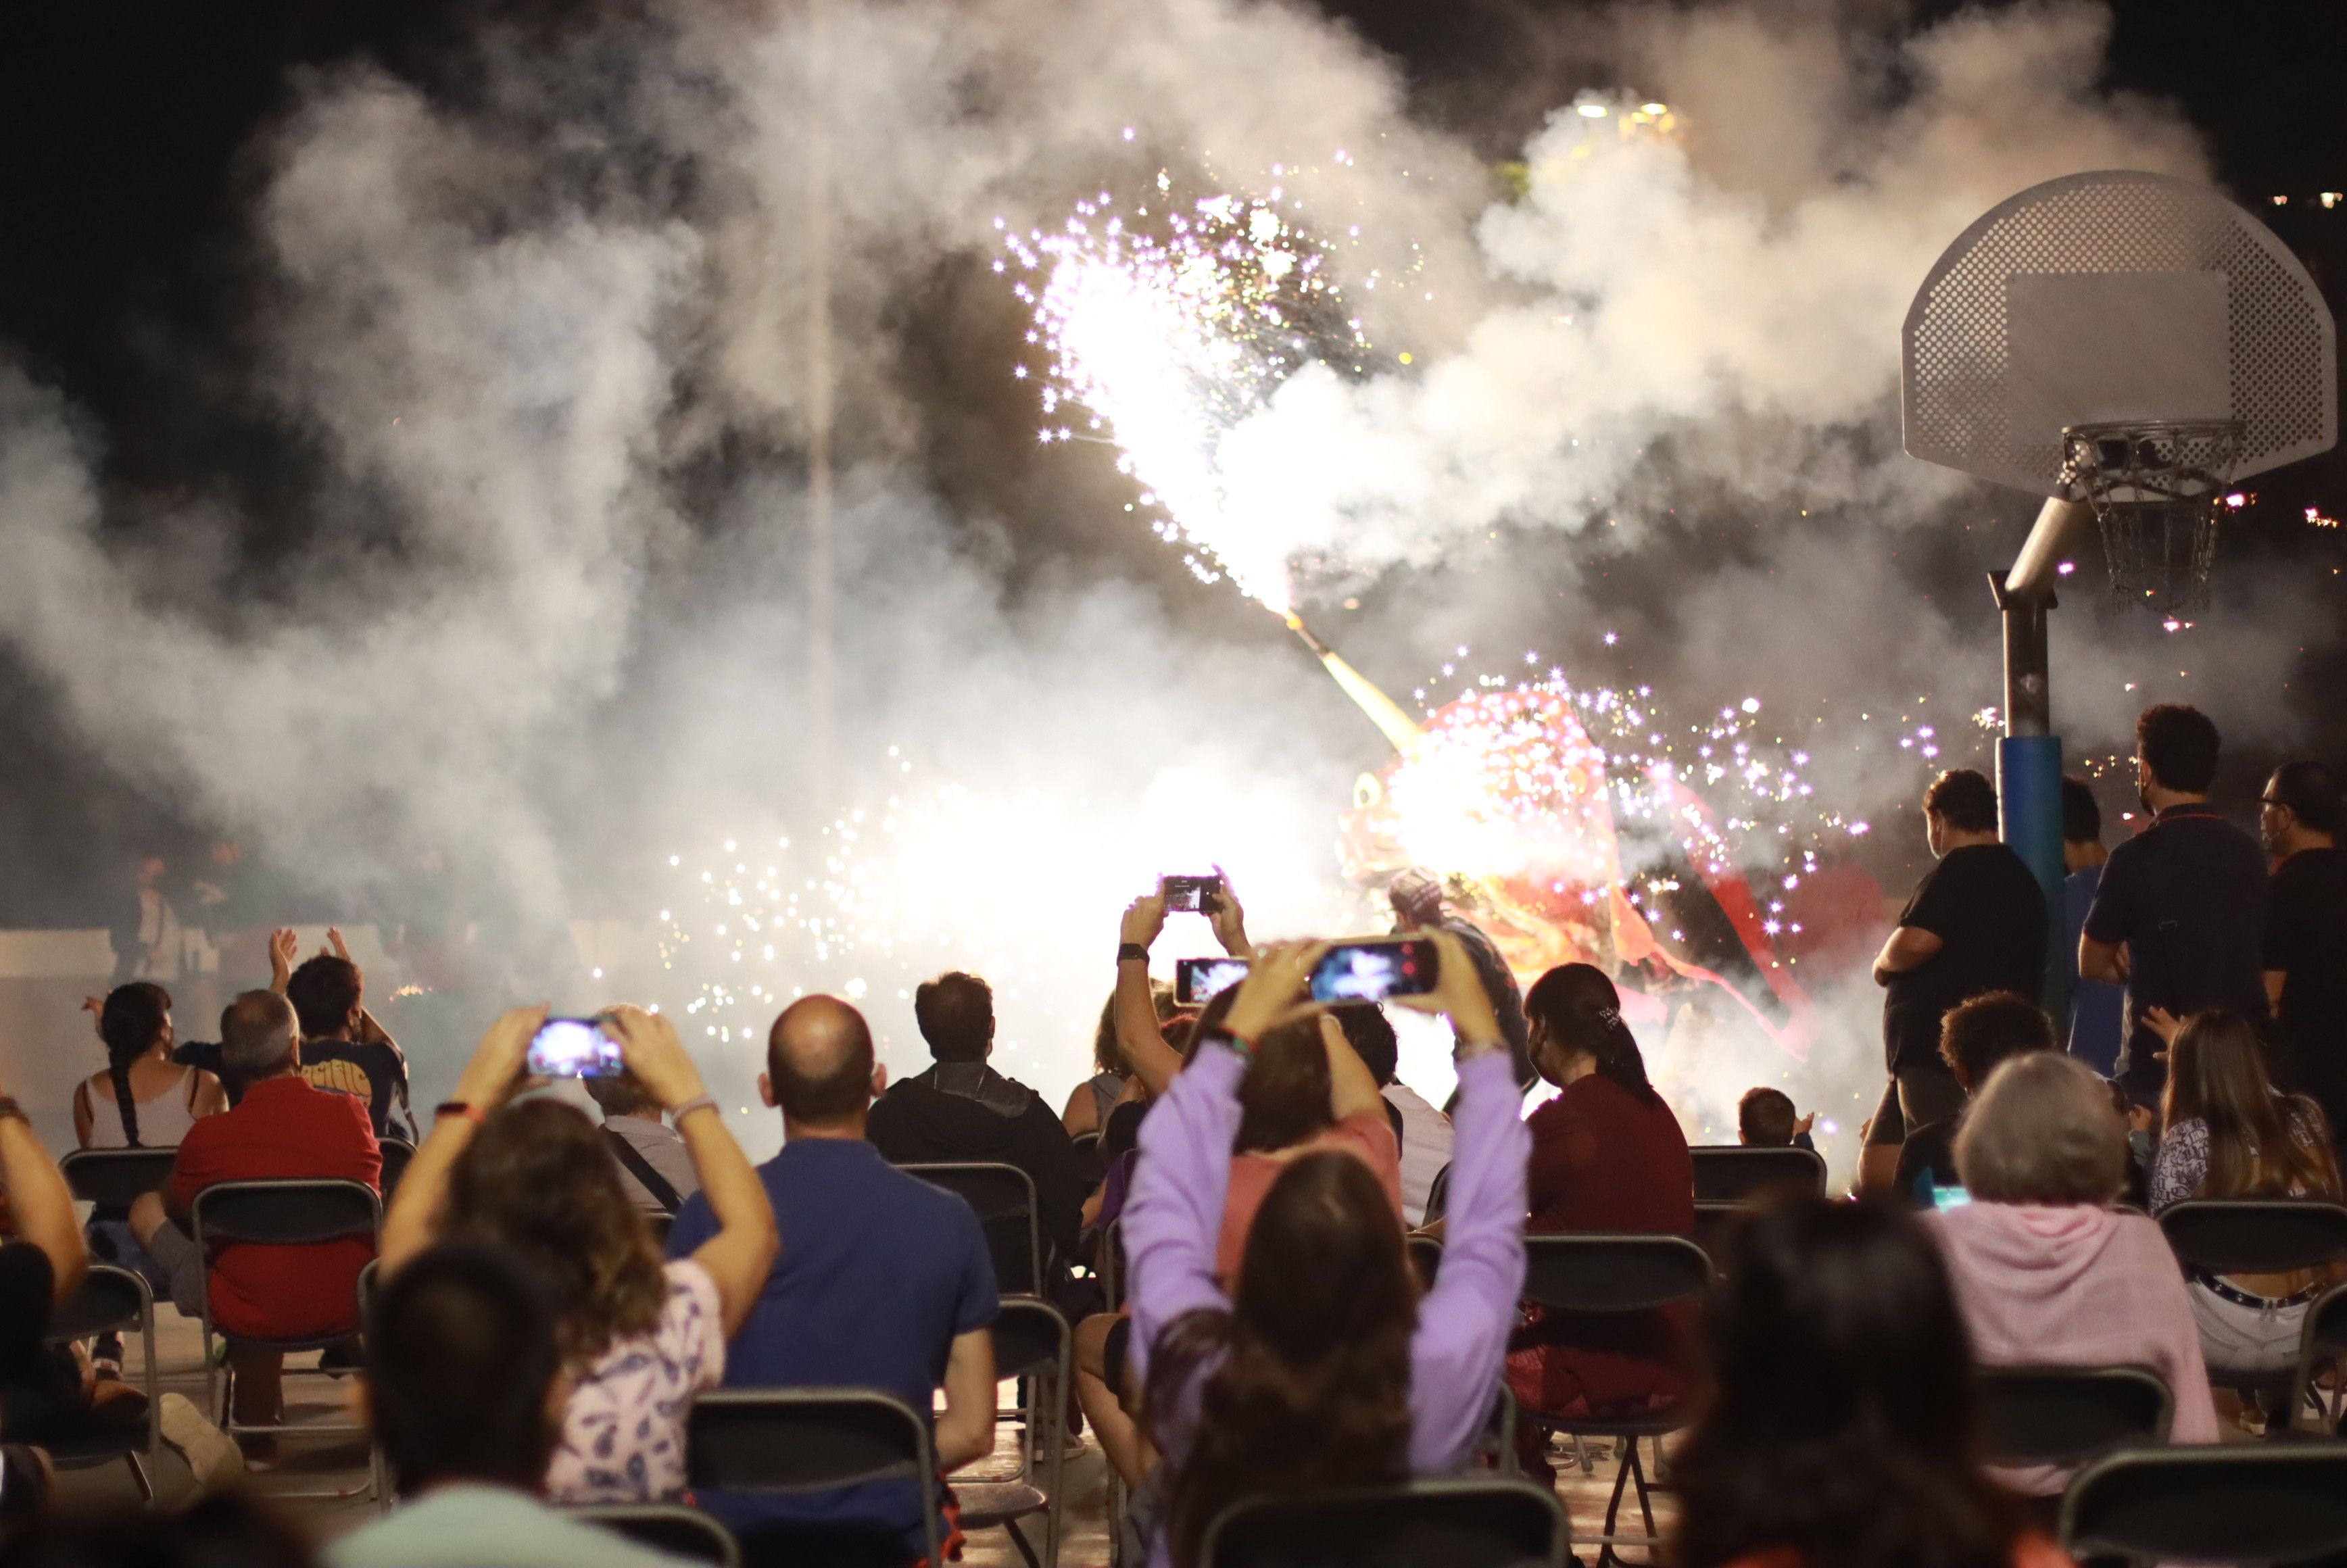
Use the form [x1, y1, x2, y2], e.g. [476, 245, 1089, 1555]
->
[130, 989, 380, 1433]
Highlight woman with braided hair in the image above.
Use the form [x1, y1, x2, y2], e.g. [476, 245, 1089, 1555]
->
[1504, 962, 1694, 1481]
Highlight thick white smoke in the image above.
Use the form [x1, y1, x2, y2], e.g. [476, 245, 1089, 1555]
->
[0, 0, 2325, 1130]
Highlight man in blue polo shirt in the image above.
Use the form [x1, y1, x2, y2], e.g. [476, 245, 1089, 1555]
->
[667, 996, 998, 1567]
[2082, 704, 2269, 1104]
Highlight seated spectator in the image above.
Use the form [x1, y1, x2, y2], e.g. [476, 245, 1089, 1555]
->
[1063, 982, 1171, 1137]
[1330, 1003, 1452, 1227]
[286, 933, 416, 1143]
[73, 982, 226, 1363]
[1130, 934, 1526, 1568]
[1505, 962, 1692, 1481]
[865, 969, 1084, 1290]
[107, 927, 297, 1109]
[1112, 877, 1253, 1105]
[1929, 1051, 2217, 1494]
[2148, 1009, 2343, 1390]
[583, 1071, 702, 1215]
[1673, 1198, 2068, 1568]
[1893, 991, 2057, 1206]
[1735, 1086, 1812, 1149]
[329, 1244, 692, 1567]
[667, 994, 996, 1567]
[379, 1006, 775, 1504]
[128, 989, 381, 1438]
[0, 1066, 91, 1512]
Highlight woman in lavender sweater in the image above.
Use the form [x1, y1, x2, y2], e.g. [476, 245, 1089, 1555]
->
[1123, 933, 1529, 1568]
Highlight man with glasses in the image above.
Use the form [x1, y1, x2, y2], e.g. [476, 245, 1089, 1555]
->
[2080, 705, 2270, 1105]
[2261, 760, 2347, 1147]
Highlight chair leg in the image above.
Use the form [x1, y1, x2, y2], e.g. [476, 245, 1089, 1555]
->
[1573, 1434, 1595, 1474]
[1005, 1520, 1043, 1568]
[1626, 1444, 1660, 1542]
[1596, 1442, 1636, 1568]
[123, 1451, 154, 1505]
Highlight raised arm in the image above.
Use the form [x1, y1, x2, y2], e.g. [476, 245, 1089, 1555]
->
[1322, 1016, 1387, 1129]
[1396, 931, 1529, 1469]
[1116, 893, 1185, 1099]
[379, 1006, 541, 1278]
[0, 1090, 89, 1309]
[605, 1006, 779, 1339]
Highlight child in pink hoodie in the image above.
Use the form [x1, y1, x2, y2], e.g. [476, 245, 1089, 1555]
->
[1927, 1052, 2217, 1496]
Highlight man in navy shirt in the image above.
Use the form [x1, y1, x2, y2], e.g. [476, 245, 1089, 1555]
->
[2261, 760, 2347, 1144]
[2060, 777, 2125, 1075]
[668, 996, 998, 1567]
[2083, 704, 2269, 1104]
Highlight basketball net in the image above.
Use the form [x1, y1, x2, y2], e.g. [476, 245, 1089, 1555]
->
[2059, 419, 2244, 620]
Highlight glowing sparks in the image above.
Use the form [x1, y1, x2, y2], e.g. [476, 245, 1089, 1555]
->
[1001, 180, 1371, 612]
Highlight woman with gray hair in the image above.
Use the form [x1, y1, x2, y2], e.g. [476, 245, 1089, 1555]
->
[1928, 1052, 2217, 1493]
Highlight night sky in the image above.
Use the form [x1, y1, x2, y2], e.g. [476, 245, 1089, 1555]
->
[0, 1, 2340, 921]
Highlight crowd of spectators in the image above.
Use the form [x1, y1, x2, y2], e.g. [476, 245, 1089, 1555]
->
[1, 700, 2342, 1568]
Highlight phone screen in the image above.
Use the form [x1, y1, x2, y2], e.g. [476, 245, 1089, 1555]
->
[1930, 1183, 1973, 1210]
[1309, 939, 1439, 1004]
[526, 1018, 624, 1079]
[1161, 875, 1217, 912]
[1176, 956, 1251, 1006]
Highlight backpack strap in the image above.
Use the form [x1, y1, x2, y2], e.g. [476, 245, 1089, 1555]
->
[604, 1125, 684, 1213]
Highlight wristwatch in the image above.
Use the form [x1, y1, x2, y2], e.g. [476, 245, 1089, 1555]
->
[1117, 942, 1149, 962]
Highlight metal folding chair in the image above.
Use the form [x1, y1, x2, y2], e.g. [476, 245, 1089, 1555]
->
[59, 1148, 180, 1211]
[958, 1296, 1071, 1567]
[572, 1503, 742, 1566]
[687, 1388, 943, 1568]
[1516, 1233, 1712, 1567]
[45, 1265, 161, 1502]
[1200, 1475, 1571, 1568]
[902, 1163, 1044, 1297]
[189, 1177, 381, 1499]
[2294, 1281, 2347, 1434]
[2158, 1199, 2347, 1423]
[1977, 1367, 2171, 1469]
[2061, 1440, 2347, 1566]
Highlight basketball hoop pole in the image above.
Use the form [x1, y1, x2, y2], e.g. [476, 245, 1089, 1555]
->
[1991, 496, 2093, 1017]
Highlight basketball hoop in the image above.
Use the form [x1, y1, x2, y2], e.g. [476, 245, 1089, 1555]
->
[2058, 418, 2242, 618]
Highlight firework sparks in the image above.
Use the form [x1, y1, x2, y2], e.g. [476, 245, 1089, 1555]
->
[1000, 180, 1371, 612]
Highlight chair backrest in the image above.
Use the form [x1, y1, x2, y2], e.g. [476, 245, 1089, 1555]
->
[378, 1138, 414, 1196]
[686, 1388, 934, 1494]
[1200, 1477, 1569, 1568]
[2158, 1199, 2347, 1275]
[59, 1147, 179, 1209]
[1520, 1234, 1714, 1315]
[2295, 1280, 2347, 1419]
[904, 1162, 1042, 1296]
[571, 1504, 741, 1567]
[1100, 1217, 1127, 1310]
[647, 1211, 675, 1250]
[993, 1296, 1071, 1382]
[191, 1179, 382, 1248]
[48, 1264, 150, 1342]
[1688, 1145, 1827, 1204]
[2061, 1442, 2347, 1564]
[1422, 1162, 1453, 1226]
[1071, 1129, 1105, 1187]
[1977, 1367, 2171, 1467]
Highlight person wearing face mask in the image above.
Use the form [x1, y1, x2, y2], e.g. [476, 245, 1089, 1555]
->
[2258, 759, 2347, 1148]
[2081, 704, 2271, 1107]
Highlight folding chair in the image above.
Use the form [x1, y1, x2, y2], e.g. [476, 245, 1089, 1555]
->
[687, 1388, 943, 1568]
[1199, 1475, 1571, 1568]
[1687, 1146, 1827, 1204]
[59, 1148, 180, 1211]
[1977, 1367, 2171, 1469]
[2294, 1281, 2347, 1435]
[45, 1265, 160, 1502]
[1070, 1130, 1104, 1189]
[572, 1503, 742, 1567]
[2060, 1441, 2347, 1566]
[1099, 1217, 1127, 1312]
[1516, 1234, 1712, 1567]
[904, 1163, 1044, 1297]
[2158, 1199, 2347, 1423]
[189, 1177, 381, 1498]
[1407, 1233, 1444, 1292]
[959, 1296, 1071, 1568]
[377, 1138, 414, 1199]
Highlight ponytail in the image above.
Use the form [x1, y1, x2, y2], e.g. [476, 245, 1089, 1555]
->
[1524, 962, 1660, 1107]
[97, 983, 172, 1148]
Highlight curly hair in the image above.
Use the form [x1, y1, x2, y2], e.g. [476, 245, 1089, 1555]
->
[1147, 1150, 1415, 1567]
[441, 1098, 668, 1363]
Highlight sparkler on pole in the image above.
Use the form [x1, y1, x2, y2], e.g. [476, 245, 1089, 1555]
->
[1282, 610, 1426, 756]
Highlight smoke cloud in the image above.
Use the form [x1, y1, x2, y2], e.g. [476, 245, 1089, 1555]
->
[0, 0, 2325, 1132]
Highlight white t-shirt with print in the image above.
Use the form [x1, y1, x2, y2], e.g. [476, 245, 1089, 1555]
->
[546, 1258, 725, 1503]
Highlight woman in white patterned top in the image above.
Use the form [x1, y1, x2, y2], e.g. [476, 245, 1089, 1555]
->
[379, 1004, 779, 1502]
[2148, 1008, 2343, 1382]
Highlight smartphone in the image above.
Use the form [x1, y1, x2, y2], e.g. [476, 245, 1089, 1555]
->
[526, 1017, 625, 1078]
[1175, 956, 1251, 1006]
[1309, 937, 1440, 1004]
[1161, 874, 1221, 913]
[1929, 1183, 1973, 1210]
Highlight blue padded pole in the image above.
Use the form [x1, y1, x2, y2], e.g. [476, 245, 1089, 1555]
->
[1998, 735, 2068, 1019]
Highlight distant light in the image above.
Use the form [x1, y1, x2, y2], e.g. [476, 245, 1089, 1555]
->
[2056, 560, 2076, 575]
[2323, 193, 2342, 209]
[2224, 492, 2247, 508]
[1578, 103, 1608, 118]
[2273, 195, 2290, 206]
[1641, 103, 1668, 115]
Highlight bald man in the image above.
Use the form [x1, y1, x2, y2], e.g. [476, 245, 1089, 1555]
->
[666, 996, 998, 1566]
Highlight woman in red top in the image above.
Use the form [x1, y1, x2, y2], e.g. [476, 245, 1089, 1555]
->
[1505, 963, 1693, 1477]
